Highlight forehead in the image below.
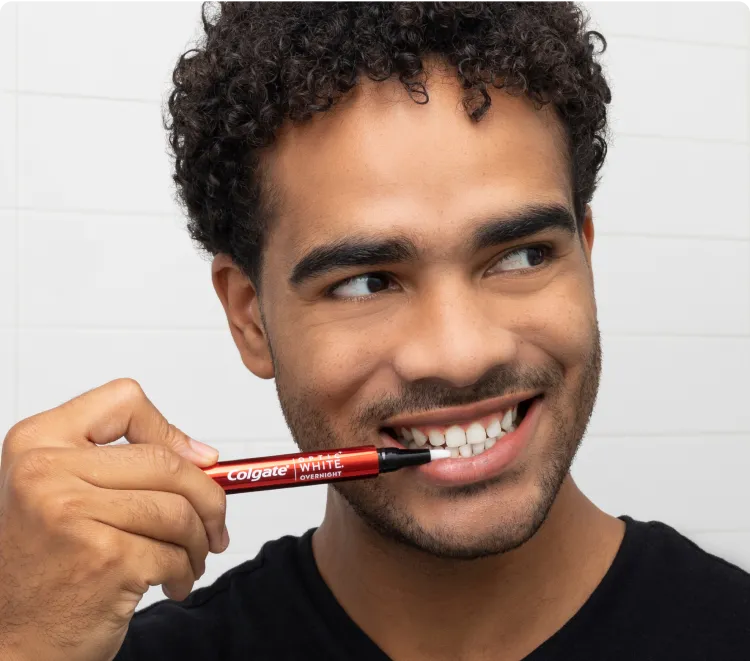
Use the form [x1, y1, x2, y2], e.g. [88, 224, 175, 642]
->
[263, 67, 571, 260]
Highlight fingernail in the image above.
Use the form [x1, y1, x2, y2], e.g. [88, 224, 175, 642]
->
[188, 438, 219, 461]
[220, 525, 230, 551]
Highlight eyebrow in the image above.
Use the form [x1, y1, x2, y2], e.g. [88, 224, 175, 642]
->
[290, 237, 418, 286]
[470, 204, 577, 253]
[289, 203, 576, 287]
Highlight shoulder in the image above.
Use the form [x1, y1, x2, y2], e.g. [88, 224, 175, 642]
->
[621, 517, 750, 644]
[629, 517, 750, 596]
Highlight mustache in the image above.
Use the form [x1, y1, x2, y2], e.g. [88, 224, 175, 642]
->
[353, 363, 563, 428]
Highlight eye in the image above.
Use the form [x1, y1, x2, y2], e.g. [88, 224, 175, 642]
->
[490, 245, 549, 273]
[328, 273, 394, 300]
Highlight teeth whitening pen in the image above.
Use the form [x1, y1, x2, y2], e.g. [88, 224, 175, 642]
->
[203, 446, 451, 494]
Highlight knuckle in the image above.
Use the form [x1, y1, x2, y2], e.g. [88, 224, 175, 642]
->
[111, 377, 145, 402]
[170, 495, 196, 531]
[55, 492, 87, 522]
[89, 528, 124, 568]
[127, 490, 159, 525]
[38, 491, 87, 527]
[4, 450, 63, 516]
[152, 541, 186, 580]
[12, 448, 55, 484]
[167, 423, 190, 452]
[157, 417, 186, 453]
[205, 479, 227, 518]
[214, 487, 227, 522]
[177, 547, 195, 580]
[2, 417, 39, 454]
[148, 444, 183, 478]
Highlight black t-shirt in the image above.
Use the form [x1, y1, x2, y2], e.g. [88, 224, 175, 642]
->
[115, 516, 750, 660]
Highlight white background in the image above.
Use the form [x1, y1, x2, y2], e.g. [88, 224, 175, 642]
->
[0, 1, 748, 609]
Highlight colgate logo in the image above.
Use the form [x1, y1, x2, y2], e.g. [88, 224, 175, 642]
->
[227, 465, 289, 482]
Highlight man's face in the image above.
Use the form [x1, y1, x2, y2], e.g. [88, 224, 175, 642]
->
[249, 67, 600, 558]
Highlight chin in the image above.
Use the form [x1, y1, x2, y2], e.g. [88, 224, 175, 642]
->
[338, 464, 562, 560]
[414, 480, 553, 558]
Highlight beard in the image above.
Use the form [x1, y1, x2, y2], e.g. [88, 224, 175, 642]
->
[272, 322, 602, 560]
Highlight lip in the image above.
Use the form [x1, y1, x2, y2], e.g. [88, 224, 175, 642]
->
[380, 390, 543, 430]
[379, 396, 543, 488]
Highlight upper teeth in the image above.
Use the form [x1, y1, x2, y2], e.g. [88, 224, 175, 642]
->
[396, 405, 520, 456]
[412, 429, 428, 446]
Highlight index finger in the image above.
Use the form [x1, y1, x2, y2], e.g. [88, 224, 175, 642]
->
[3, 378, 218, 466]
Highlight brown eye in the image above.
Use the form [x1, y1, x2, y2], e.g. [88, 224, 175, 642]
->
[330, 273, 392, 299]
[493, 246, 548, 272]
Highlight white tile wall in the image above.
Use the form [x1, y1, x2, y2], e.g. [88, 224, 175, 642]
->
[586, 1, 750, 47]
[594, 235, 750, 335]
[18, 2, 203, 101]
[17, 330, 290, 442]
[0, 2, 16, 92]
[0, 1, 748, 610]
[17, 95, 176, 214]
[594, 136, 750, 239]
[572, 435, 750, 533]
[0, 92, 16, 208]
[603, 36, 749, 141]
[0, 331, 15, 437]
[688, 530, 750, 570]
[590, 336, 750, 436]
[18, 211, 225, 329]
[0, 210, 16, 328]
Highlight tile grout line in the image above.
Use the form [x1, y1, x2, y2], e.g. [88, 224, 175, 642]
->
[1, 328, 750, 339]
[596, 231, 750, 243]
[583, 431, 750, 439]
[3, 205, 181, 219]
[1, 206, 749, 243]
[747, 45, 750, 394]
[610, 132, 748, 147]
[12, 1, 19, 426]
[13, 88, 161, 105]
[607, 30, 750, 51]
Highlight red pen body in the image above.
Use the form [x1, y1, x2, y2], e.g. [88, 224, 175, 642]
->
[204, 445, 381, 494]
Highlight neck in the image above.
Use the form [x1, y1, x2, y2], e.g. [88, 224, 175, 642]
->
[313, 476, 624, 661]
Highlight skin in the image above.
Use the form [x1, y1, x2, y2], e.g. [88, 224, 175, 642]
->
[212, 62, 625, 661]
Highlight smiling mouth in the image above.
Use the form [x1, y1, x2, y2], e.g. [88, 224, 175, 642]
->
[380, 396, 539, 458]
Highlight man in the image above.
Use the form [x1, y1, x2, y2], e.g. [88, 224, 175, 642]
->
[0, 2, 748, 660]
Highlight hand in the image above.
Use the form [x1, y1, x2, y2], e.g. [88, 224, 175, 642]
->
[0, 379, 228, 661]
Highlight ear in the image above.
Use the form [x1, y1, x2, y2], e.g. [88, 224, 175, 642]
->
[580, 205, 595, 265]
[211, 254, 275, 379]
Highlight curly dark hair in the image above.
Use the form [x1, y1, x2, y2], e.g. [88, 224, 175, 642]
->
[166, 1, 610, 288]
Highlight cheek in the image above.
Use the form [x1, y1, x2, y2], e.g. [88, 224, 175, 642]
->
[508, 278, 597, 368]
[276, 318, 390, 411]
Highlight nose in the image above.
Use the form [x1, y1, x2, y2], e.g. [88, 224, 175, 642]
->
[391, 278, 519, 388]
